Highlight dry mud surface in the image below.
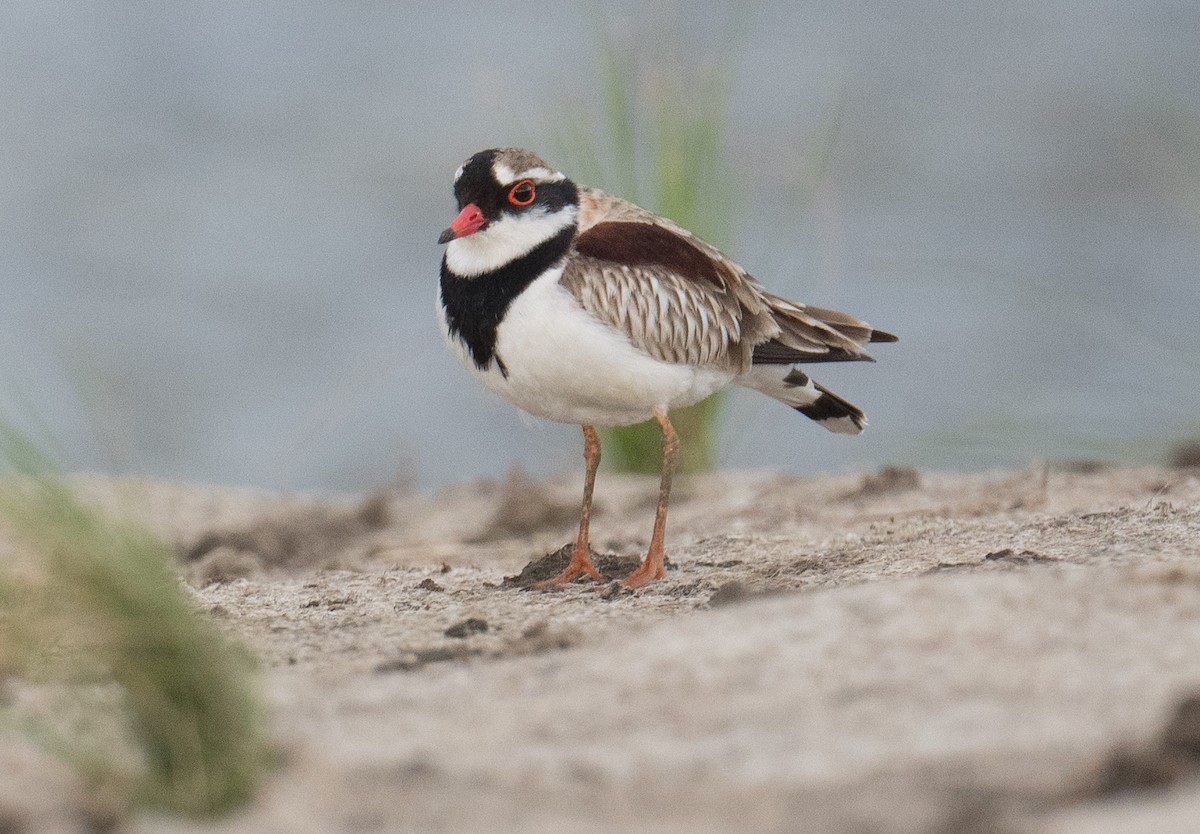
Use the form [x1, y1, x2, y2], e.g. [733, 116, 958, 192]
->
[5, 464, 1200, 833]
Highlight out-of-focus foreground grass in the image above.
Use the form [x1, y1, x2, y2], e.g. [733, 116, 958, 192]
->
[0, 421, 270, 819]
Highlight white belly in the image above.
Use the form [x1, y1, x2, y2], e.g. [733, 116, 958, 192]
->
[438, 267, 734, 426]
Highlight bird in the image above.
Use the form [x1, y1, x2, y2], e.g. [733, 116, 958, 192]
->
[437, 147, 896, 590]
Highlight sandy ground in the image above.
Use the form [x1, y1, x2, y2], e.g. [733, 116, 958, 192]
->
[4, 463, 1200, 832]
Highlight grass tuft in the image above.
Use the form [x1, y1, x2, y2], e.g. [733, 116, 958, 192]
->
[553, 11, 748, 473]
[0, 421, 270, 817]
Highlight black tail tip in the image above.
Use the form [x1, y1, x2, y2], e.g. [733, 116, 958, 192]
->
[797, 397, 867, 435]
[870, 329, 899, 344]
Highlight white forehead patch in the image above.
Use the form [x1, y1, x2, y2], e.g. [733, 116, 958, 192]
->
[492, 163, 565, 185]
[453, 164, 465, 183]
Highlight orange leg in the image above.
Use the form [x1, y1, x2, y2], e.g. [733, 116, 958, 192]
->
[531, 425, 606, 589]
[620, 408, 678, 589]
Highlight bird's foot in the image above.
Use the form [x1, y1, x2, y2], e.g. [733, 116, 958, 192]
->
[529, 548, 606, 590]
[617, 554, 667, 590]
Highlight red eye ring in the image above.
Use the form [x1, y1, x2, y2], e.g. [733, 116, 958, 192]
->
[507, 179, 536, 206]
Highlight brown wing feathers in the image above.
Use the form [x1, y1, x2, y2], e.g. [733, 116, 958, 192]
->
[563, 190, 894, 370]
[573, 221, 737, 290]
[753, 296, 895, 365]
[563, 256, 746, 366]
[563, 219, 777, 369]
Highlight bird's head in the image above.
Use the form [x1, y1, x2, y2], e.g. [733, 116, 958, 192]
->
[438, 148, 579, 277]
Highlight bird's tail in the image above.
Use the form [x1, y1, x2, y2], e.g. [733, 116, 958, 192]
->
[736, 365, 866, 435]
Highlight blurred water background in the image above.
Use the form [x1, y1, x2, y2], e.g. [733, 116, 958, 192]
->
[2, 1, 1198, 491]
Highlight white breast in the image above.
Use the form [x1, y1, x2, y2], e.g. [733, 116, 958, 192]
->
[438, 267, 735, 427]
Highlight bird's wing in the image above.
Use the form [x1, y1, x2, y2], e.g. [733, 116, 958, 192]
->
[565, 188, 897, 368]
[561, 253, 753, 368]
[750, 294, 896, 365]
[561, 188, 777, 369]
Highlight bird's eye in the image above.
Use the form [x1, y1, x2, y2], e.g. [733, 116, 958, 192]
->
[507, 180, 536, 206]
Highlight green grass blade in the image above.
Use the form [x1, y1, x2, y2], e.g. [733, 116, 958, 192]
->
[554, 9, 754, 473]
[0, 420, 272, 817]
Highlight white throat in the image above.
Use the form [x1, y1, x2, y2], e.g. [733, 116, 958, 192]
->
[445, 206, 577, 277]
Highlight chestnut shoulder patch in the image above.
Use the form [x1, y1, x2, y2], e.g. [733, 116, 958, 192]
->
[573, 221, 735, 289]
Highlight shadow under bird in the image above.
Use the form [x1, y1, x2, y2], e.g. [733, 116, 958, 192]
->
[437, 148, 896, 590]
